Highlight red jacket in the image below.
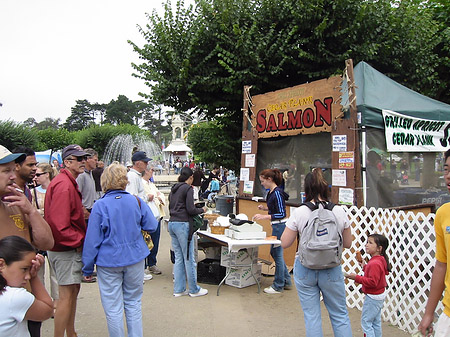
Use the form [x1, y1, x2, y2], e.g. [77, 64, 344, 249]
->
[44, 169, 86, 251]
[355, 255, 389, 295]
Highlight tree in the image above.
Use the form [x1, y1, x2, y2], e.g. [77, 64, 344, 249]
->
[129, 0, 447, 170]
[37, 128, 74, 154]
[104, 95, 138, 125]
[23, 117, 37, 129]
[0, 120, 39, 150]
[187, 120, 240, 171]
[35, 117, 61, 131]
[64, 99, 96, 131]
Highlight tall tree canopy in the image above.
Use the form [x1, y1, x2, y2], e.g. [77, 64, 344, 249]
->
[129, 0, 448, 168]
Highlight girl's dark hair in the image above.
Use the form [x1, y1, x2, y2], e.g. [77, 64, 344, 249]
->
[0, 236, 35, 292]
[178, 167, 193, 182]
[304, 168, 329, 203]
[369, 233, 391, 272]
[259, 168, 283, 186]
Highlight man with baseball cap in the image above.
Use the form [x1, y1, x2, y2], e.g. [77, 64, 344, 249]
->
[126, 150, 155, 281]
[0, 145, 54, 336]
[44, 144, 90, 337]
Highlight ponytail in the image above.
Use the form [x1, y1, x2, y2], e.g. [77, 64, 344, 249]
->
[304, 168, 329, 203]
[259, 168, 283, 186]
[369, 233, 391, 272]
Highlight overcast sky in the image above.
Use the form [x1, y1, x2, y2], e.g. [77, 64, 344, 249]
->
[0, 0, 185, 124]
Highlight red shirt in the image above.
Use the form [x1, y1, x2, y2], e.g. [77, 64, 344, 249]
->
[44, 169, 86, 251]
[354, 255, 389, 295]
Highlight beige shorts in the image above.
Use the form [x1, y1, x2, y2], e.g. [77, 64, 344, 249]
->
[47, 250, 83, 286]
[434, 312, 450, 337]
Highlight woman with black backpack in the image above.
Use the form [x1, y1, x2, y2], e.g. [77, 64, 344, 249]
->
[281, 168, 353, 337]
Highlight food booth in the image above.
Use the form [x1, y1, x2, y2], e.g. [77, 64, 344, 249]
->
[235, 60, 450, 269]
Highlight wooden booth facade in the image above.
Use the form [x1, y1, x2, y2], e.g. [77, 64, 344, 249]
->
[236, 60, 362, 268]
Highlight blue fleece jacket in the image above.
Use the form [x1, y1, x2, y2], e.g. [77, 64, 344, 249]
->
[266, 186, 289, 221]
[82, 189, 158, 276]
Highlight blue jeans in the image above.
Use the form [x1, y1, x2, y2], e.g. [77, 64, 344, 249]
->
[270, 223, 291, 291]
[168, 221, 201, 294]
[293, 259, 352, 337]
[361, 295, 384, 337]
[97, 260, 144, 337]
[146, 219, 161, 267]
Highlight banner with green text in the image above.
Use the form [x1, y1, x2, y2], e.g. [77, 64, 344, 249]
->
[382, 109, 450, 152]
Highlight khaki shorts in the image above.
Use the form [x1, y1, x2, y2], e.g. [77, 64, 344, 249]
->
[47, 250, 83, 286]
[435, 312, 450, 337]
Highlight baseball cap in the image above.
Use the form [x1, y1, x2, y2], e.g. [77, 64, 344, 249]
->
[62, 144, 90, 160]
[132, 151, 151, 162]
[0, 145, 26, 164]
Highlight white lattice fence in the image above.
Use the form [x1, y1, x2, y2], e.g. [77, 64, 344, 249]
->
[342, 206, 443, 334]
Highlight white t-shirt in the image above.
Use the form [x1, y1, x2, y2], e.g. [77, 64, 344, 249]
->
[286, 203, 350, 258]
[0, 286, 35, 337]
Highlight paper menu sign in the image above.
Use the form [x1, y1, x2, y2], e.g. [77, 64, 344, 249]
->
[242, 140, 252, 154]
[332, 135, 347, 152]
[339, 188, 353, 205]
[245, 154, 255, 167]
[240, 168, 250, 181]
[332, 170, 346, 187]
[243, 181, 254, 194]
[338, 151, 354, 169]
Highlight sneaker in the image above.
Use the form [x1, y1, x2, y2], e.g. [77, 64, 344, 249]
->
[173, 290, 189, 297]
[143, 270, 153, 281]
[189, 287, 208, 297]
[284, 284, 293, 290]
[264, 286, 281, 294]
[148, 265, 162, 275]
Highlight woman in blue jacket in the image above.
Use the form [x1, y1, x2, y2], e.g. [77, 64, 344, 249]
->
[253, 168, 292, 294]
[82, 162, 157, 337]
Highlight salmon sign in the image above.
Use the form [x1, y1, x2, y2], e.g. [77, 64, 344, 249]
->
[251, 76, 342, 138]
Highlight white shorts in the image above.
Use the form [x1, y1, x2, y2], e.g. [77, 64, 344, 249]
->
[434, 312, 450, 337]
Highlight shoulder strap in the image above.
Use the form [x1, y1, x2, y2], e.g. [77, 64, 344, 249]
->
[301, 201, 317, 211]
[134, 195, 141, 208]
[324, 202, 335, 211]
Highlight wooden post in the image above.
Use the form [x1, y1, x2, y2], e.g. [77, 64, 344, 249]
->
[239, 86, 259, 197]
[330, 59, 363, 206]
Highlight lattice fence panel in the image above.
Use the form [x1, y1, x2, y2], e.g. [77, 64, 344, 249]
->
[342, 206, 443, 334]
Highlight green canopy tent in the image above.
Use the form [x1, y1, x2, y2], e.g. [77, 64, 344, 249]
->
[342, 61, 450, 208]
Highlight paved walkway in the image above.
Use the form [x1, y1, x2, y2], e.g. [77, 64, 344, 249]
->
[41, 225, 411, 337]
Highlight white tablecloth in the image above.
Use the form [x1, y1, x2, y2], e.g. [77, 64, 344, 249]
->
[197, 230, 280, 252]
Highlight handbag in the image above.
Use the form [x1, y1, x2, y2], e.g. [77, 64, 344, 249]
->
[141, 230, 154, 250]
[134, 195, 154, 250]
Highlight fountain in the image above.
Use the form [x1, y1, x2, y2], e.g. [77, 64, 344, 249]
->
[103, 134, 161, 166]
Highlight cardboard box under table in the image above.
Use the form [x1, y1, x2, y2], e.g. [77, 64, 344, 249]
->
[197, 230, 281, 295]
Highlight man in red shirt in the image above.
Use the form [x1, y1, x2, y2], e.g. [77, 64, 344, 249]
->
[44, 144, 89, 337]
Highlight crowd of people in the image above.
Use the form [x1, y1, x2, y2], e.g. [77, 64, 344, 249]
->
[0, 142, 448, 337]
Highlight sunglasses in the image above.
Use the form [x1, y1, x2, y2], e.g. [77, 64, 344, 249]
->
[66, 156, 88, 162]
[35, 172, 48, 177]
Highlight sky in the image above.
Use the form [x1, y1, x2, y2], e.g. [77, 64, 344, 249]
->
[0, 0, 186, 124]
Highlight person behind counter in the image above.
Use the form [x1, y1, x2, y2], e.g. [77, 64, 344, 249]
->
[253, 168, 292, 294]
[281, 168, 353, 337]
[168, 167, 208, 297]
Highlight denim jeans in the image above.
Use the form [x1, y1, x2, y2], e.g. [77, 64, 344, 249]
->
[146, 219, 161, 267]
[293, 259, 352, 337]
[270, 223, 291, 291]
[361, 295, 384, 337]
[97, 260, 144, 337]
[168, 221, 201, 294]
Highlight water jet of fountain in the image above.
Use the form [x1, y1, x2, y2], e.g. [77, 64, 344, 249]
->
[103, 134, 161, 166]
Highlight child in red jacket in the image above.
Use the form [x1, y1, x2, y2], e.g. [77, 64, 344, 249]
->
[346, 234, 390, 337]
